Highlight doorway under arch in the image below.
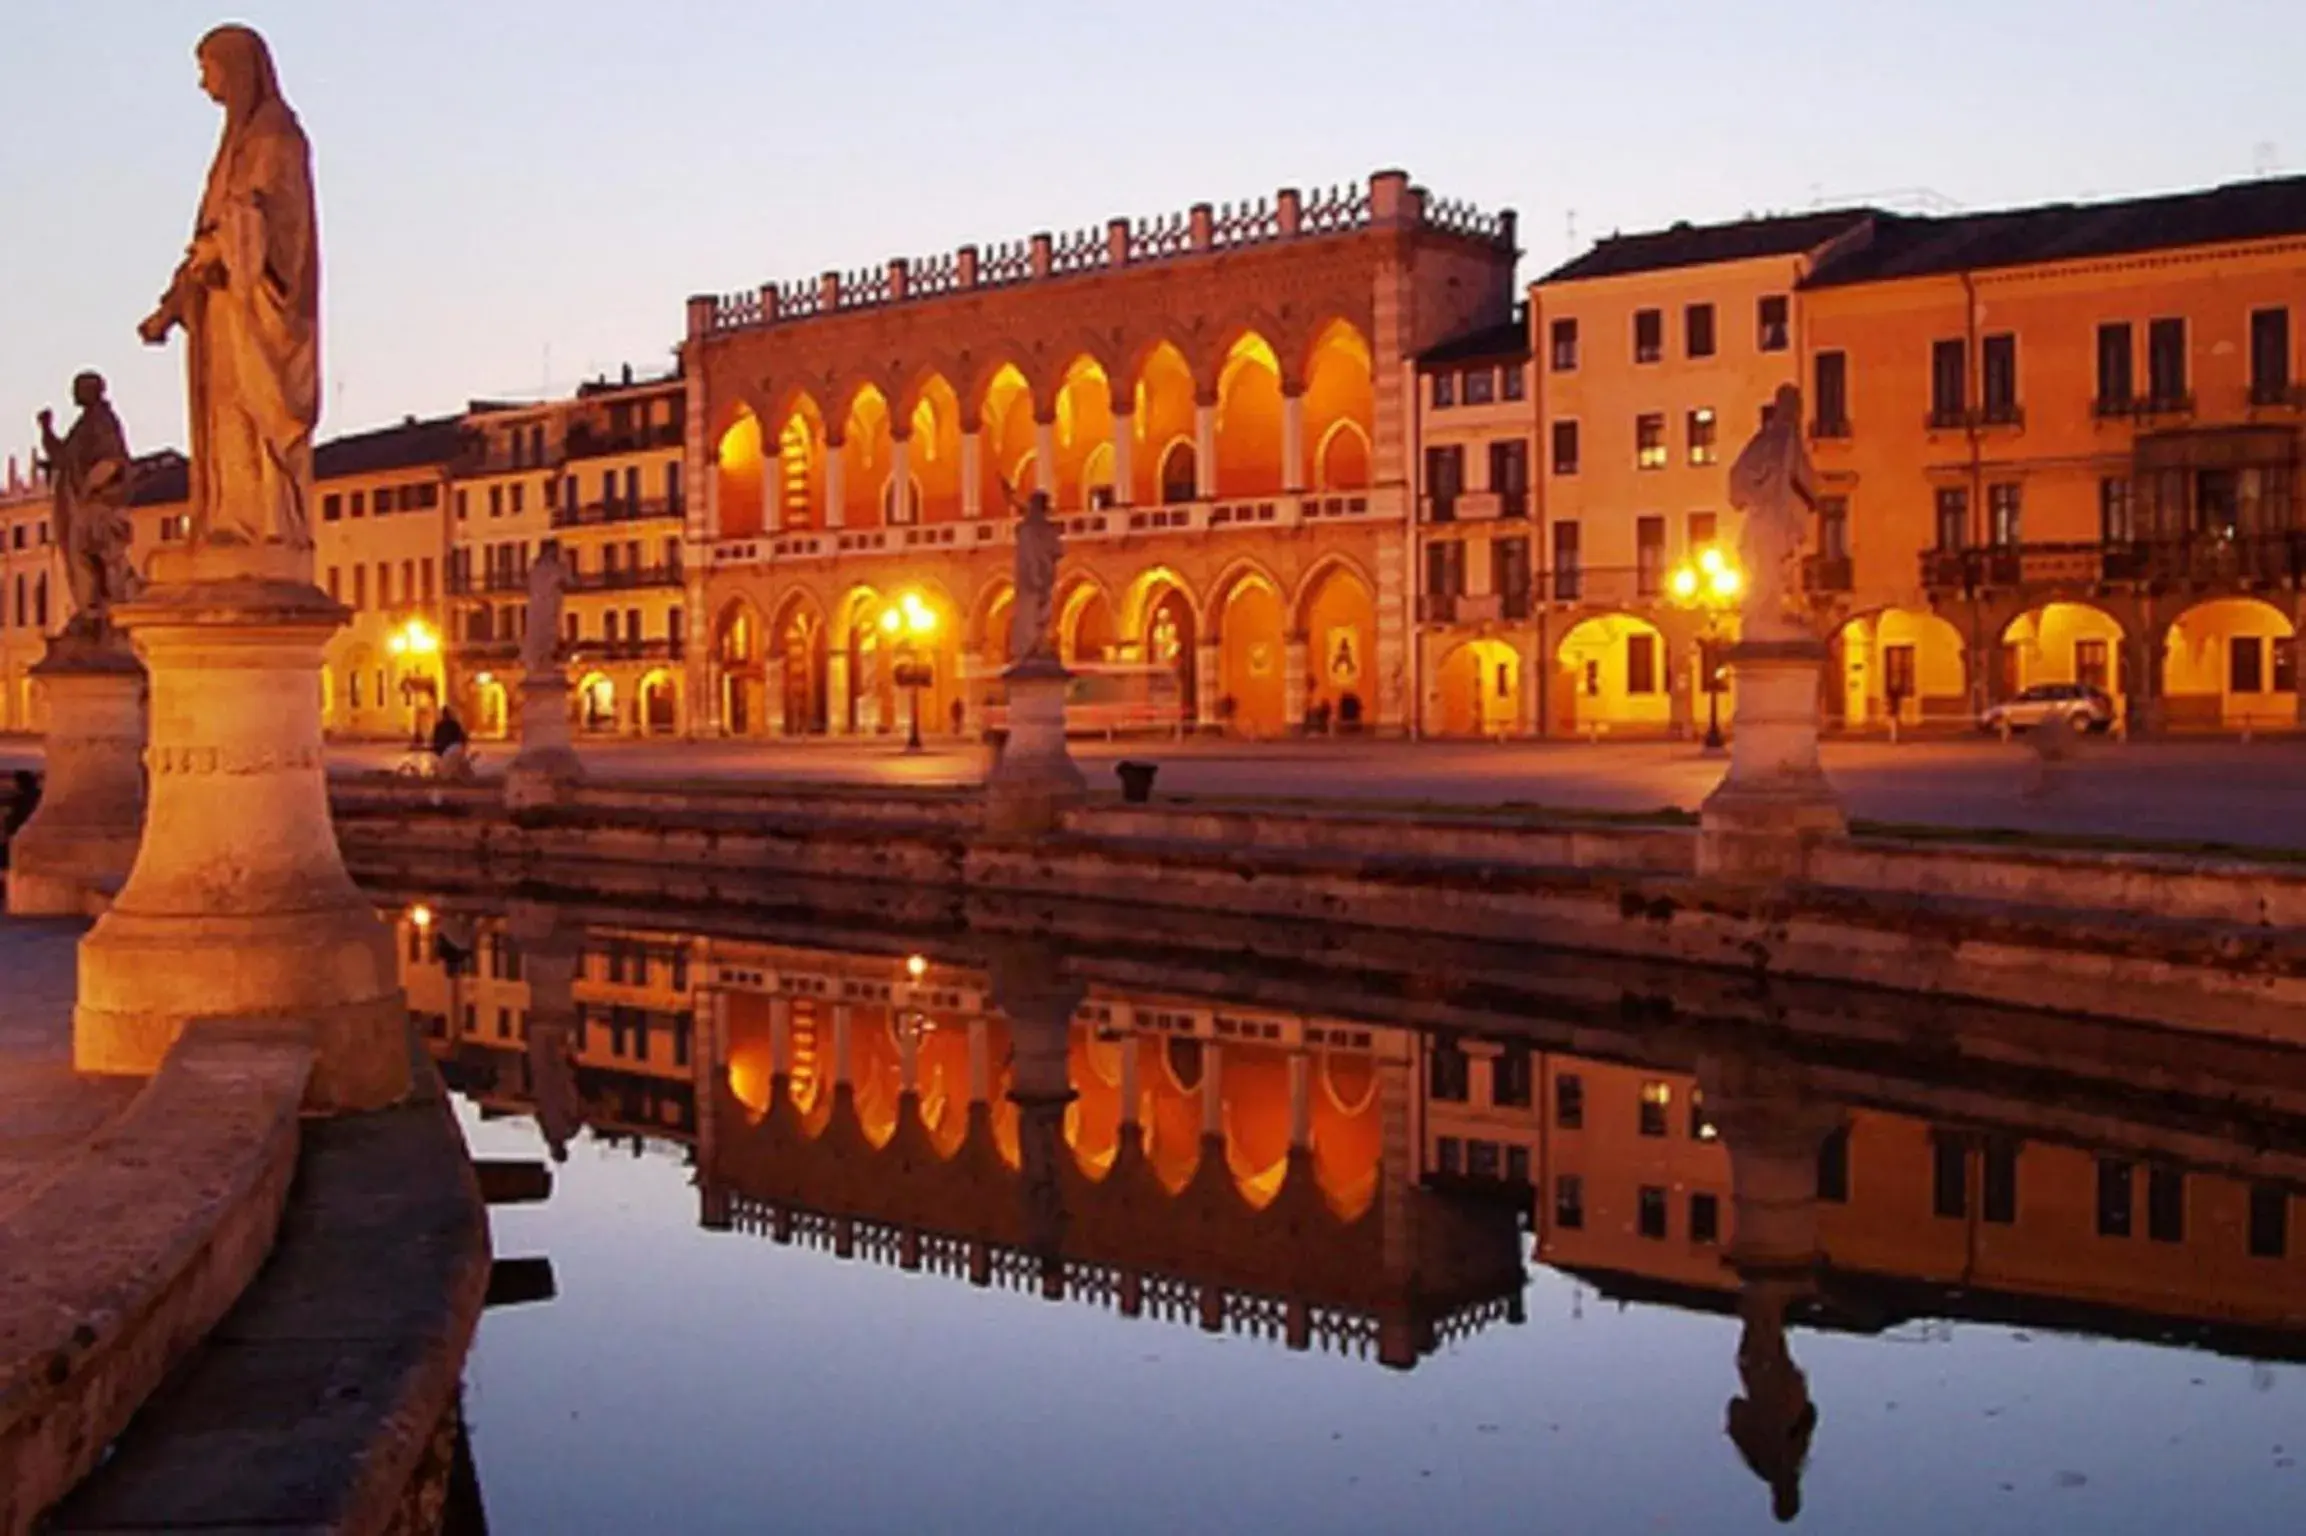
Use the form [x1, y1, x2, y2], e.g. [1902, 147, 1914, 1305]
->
[1434, 639, 1521, 737]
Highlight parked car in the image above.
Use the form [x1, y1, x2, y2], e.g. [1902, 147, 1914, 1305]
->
[1978, 683, 2115, 735]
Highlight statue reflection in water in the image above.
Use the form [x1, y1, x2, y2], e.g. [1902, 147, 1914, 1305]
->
[1699, 1049, 1842, 1524]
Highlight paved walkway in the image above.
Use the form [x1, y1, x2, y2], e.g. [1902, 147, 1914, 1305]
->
[0, 920, 136, 1214]
[8, 731, 2304, 851]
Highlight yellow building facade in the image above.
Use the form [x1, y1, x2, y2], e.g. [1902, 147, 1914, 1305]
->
[313, 417, 460, 742]
[1802, 178, 2306, 731]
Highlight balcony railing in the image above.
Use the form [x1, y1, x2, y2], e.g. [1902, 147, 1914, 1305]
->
[1925, 406, 1968, 432]
[1498, 489, 1529, 520]
[1809, 416, 1852, 441]
[2248, 380, 2305, 409]
[451, 637, 522, 661]
[563, 422, 684, 461]
[560, 636, 683, 664]
[1801, 553, 1853, 594]
[1417, 592, 1523, 625]
[1423, 494, 1458, 524]
[553, 496, 685, 529]
[568, 562, 684, 592]
[1919, 533, 2306, 592]
[1978, 401, 2024, 429]
[445, 569, 529, 597]
[2097, 392, 2196, 422]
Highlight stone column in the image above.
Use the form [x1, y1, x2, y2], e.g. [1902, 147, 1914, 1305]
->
[6, 637, 145, 916]
[508, 658, 584, 811]
[991, 938, 1082, 1290]
[1698, 636, 1845, 880]
[1698, 1050, 1842, 1527]
[1287, 1051, 1313, 1150]
[1284, 630, 1310, 732]
[1281, 387, 1307, 493]
[1194, 397, 1219, 498]
[1194, 639, 1221, 733]
[1034, 417, 1058, 499]
[960, 431, 983, 519]
[824, 437, 847, 529]
[508, 901, 583, 1162]
[889, 432, 911, 525]
[1109, 408, 1136, 508]
[76, 553, 408, 1111]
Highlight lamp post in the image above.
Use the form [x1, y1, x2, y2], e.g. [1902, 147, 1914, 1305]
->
[881, 591, 939, 754]
[1668, 548, 1743, 755]
[386, 616, 442, 749]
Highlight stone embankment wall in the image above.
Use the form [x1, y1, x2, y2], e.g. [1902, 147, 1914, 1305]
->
[333, 778, 2306, 1040]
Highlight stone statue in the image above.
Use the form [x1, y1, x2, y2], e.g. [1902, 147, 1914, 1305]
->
[35, 372, 138, 636]
[137, 25, 320, 552]
[1728, 384, 1819, 643]
[1009, 487, 1061, 668]
[1726, 1278, 1818, 1525]
[523, 543, 567, 673]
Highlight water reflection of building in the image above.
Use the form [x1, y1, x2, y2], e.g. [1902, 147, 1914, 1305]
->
[394, 902, 2306, 1512]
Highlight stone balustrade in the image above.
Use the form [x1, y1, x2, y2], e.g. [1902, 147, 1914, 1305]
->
[708, 486, 1399, 570]
[689, 172, 1513, 339]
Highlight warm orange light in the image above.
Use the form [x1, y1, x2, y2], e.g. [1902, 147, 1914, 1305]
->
[1668, 566, 1700, 601]
[879, 608, 901, 635]
[410, 903, 434, 930]
[906, 953, 928, 981]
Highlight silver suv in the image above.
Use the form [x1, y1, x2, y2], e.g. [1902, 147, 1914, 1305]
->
[1979, 682, 2115, 735]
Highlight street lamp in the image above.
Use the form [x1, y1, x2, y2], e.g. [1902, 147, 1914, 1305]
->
[387, 616, 442, 749]
[1667, 547, 1743, 754]
[880, 591, 939, 753]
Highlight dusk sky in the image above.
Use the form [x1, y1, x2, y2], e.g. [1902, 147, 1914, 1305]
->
[2, 0, 2298, 469]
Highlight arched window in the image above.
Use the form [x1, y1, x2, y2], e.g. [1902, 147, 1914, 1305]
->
[1158, 441, 1198, 505]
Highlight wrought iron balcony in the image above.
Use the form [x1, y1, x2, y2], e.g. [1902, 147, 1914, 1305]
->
[561, 636, 683, 664]
[567, 562, 684, 592]
[1801, 553, 1853, 594]
[444, 569, 529, 597]
[553, 496, 684, 529]
[563, 422, 685, 461]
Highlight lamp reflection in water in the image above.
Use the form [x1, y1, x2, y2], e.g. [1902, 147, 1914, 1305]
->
[879, 591, 938, 753]
[1667, 547, 1741, 754]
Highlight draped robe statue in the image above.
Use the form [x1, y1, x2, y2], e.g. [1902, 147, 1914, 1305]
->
[138, 25, 320, 552]
[523, 544, 568, 673]
[36, 371, 138, 634]
[1727, 384, 1819, 644]
[1009, 489, 1062, 667]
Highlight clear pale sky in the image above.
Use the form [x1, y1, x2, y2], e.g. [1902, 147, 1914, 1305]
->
[2, 0, 2298, 469]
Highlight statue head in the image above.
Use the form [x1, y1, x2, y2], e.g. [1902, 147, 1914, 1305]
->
[1768, 383, 1802, 430]
[196, 25, 285, 122]
[71, 372, 106, 410]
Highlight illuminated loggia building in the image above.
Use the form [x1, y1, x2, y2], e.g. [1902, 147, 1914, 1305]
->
[0, 458, 56, 734]
[683, 171, 1520, 740]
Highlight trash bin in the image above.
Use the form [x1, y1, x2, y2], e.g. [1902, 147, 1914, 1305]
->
[1115, 760, 1158, 804]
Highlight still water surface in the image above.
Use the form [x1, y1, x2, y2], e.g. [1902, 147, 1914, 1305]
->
[397, 896, 2306, 1534]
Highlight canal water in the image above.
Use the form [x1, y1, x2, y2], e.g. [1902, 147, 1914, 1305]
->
[395, 895, 2306, 1534]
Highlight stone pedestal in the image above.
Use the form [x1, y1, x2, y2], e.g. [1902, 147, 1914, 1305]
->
[5, 636, 146, 916]
[74, 556, 409, 1112]
[985, 657, 1083, 834]
[1699, 638, 1845, 882]
[506, 674, 583, 811]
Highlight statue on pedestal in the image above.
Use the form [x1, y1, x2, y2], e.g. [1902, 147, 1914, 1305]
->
[36, 372, 139, 638]
[137, 24, 319, 552]
[1008, 487, 1061, 668]
[523, 543, 567, 674]
[1728, 384, 1819, 644]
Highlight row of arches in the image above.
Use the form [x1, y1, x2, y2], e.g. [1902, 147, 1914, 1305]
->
[721, 997, 1387, 1221]
[714, 322, 1376, 539]
[1422, 596, 2300, 737]
[711, 556, 1381, 740]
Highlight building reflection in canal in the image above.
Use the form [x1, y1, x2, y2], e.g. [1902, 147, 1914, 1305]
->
[393, 897, 2306, 1523]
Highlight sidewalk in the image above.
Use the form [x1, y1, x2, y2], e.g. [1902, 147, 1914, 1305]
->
[0, 920, 137, 1213]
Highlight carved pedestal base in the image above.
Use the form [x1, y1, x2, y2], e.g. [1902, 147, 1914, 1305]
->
[73, 575, 409, 1112]
[6, 636, 146, 917]
[1699, 638, 1846, 883]
[506, 676, 583, 811]
[985, 659, 1084, 835]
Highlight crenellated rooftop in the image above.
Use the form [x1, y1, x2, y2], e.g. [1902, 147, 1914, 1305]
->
[689, 169, 1516, 339]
